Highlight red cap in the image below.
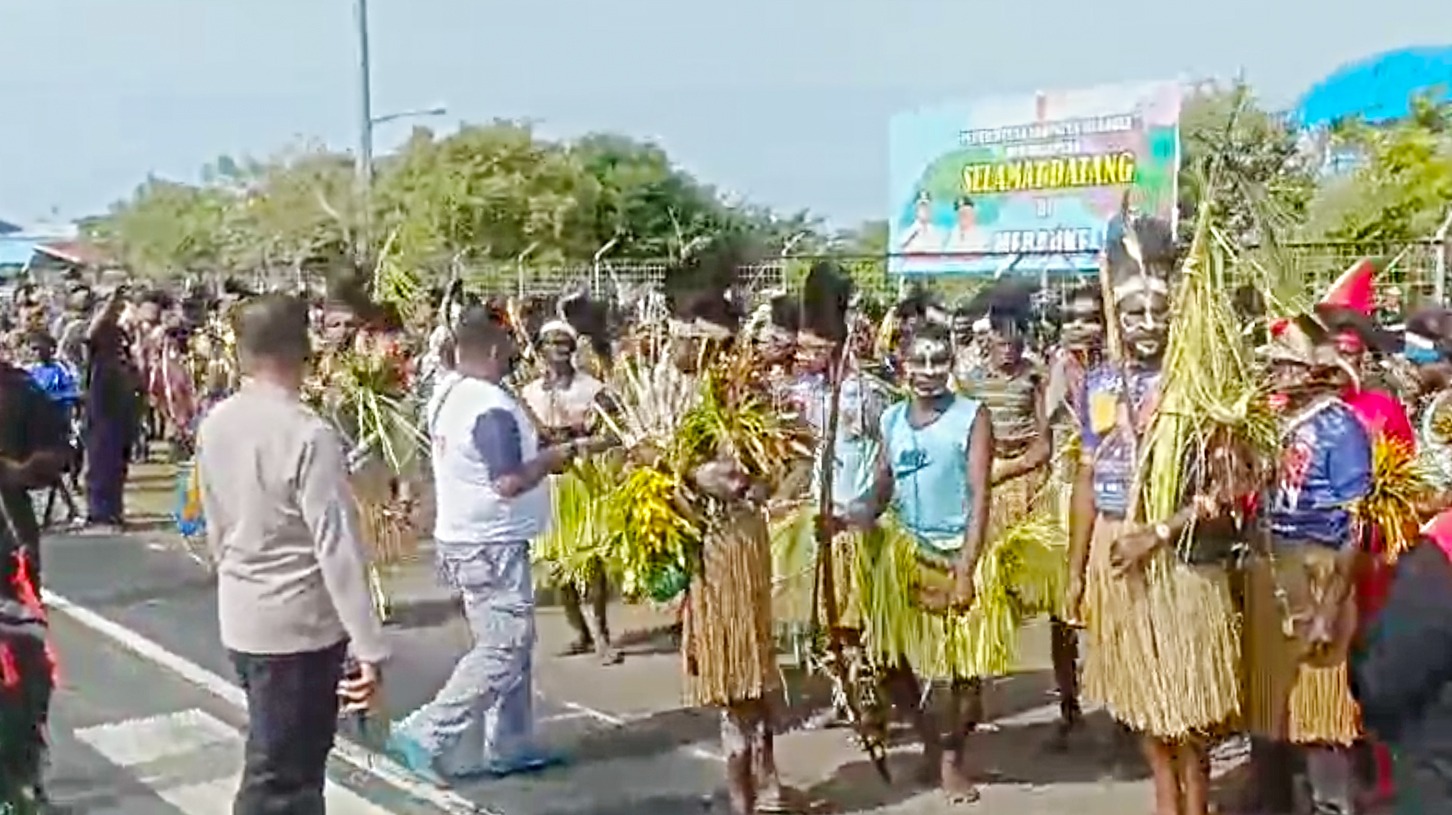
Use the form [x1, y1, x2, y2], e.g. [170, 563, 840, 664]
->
[1321, 258, 1375, 316]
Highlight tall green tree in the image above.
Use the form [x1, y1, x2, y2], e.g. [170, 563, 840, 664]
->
[1310, 96, 1452, 243]
[1177, 82, 1318, 244]
[92, 120, 824, 285]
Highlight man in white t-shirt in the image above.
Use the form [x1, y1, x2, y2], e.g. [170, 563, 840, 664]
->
[389, 308, 604, 784]
[519, 319, 622, 664]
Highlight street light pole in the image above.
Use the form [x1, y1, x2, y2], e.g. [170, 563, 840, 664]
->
[351, 0, 378, 266]
[354, 0, 374, 189]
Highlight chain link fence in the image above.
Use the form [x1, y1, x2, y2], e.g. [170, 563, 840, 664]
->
[452, 236, 1451, 311]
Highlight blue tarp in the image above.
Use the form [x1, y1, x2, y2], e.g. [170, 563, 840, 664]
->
[1294, 46, 1452, 128]
[0, 237, 37, 268]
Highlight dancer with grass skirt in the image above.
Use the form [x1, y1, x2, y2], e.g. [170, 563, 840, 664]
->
[773, 263, 888, 737]
[1316, 289, 1418, 813]
[1039, 281, 1106, 752]
[1066, 216, 1246, 815]
[521, 315, 621, 665]
[649, 239, 823, 815]
[1240, 313, 1374, 815]
[307, 280, 424, 623]
[833, 313, 996, 806]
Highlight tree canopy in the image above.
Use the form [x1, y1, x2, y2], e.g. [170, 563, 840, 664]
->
[87, 121, 817, 284]
[87, 89, 1452, 295]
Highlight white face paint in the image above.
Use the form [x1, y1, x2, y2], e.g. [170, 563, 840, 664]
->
[1118, 290, 1169, 362]
[903, 336, 953, 397]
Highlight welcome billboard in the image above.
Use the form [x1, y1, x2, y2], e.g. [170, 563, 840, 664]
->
[888, 80, 1181, 276]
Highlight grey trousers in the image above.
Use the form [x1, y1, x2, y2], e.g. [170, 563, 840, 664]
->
[400, 540, 536, 775]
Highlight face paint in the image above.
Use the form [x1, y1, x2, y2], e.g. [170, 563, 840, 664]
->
[1061, 295, 1104, 351]
[1117, 290, 1169, 362]
[539, 330, 576, 365]
[903, 336, 952, 397]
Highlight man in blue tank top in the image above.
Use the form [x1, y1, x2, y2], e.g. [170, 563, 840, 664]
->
[839, 321, 995, 805]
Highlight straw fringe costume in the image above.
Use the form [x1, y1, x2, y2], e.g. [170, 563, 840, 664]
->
[1240, 547, 1361, 745]
[1081, 518, 1242, 737]
[1077, 393, 1242, 735]
[1240, 395, 1369, 747]
[1076, 358, 1241, 738]
[307, 330, 423, 621]
[685, 505, 781, 706]
[769, 365, 883, 642]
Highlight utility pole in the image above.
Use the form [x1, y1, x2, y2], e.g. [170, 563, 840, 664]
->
[353, 0, 375, 263]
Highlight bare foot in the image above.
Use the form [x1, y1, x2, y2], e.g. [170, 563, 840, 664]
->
[940, 756, 980, 805]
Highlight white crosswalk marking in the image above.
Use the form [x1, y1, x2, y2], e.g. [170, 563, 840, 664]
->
[74, 708, 394, 814]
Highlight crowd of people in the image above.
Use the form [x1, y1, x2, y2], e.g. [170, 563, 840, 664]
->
[6, 221, 1452, 815]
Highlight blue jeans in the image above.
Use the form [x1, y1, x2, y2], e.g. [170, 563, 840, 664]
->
[401, 541, 535, 774]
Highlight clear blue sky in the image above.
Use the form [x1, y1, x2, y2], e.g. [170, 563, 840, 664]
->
[1, 0, 1447, 229]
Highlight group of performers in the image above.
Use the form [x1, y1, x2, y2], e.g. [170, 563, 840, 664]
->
[25, 213, 1451, 815]
[515, 220, 1452, 815]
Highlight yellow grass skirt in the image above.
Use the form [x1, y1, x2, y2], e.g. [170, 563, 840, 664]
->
[1240, 548, 1361, 746]
[683, 509, 780, 707]
[770, 502, 859, 632]
[532, 471, 612, 590]
[1081, 516, 1241, 739]
[357, 499, 416, 566]
[854, 514, 1065, 682]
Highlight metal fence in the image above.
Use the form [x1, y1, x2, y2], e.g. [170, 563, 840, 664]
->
[453, 236, 1452, 308]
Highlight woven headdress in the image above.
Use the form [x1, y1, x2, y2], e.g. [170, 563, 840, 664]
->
[662, 234, 750, 339]
[798, 261, 853, 344]
[962, 276, 1038, 336]
[1265, 312, 1358, 387]
[554, 290, 614, 363]
[1105, 214, 1175, 304]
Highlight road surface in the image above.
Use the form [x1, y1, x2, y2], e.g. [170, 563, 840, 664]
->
[39, 522, 1241, 815]
[46, 611, 437, 814]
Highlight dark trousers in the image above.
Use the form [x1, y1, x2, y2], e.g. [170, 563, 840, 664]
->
[230, 641, 346, 815]
[84, 414, 129, 524]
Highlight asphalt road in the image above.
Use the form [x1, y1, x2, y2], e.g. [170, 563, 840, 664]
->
[39, 519, 1250, 815]
[39, 528, 728, 815]
[45, 611, 438, 815]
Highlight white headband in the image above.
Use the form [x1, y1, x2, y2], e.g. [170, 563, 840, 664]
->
[1113, 274, 1169, 302]
[538, 319, 578, 339]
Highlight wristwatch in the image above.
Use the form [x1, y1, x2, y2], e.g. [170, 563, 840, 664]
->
[1153, 522, 1173, 543]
